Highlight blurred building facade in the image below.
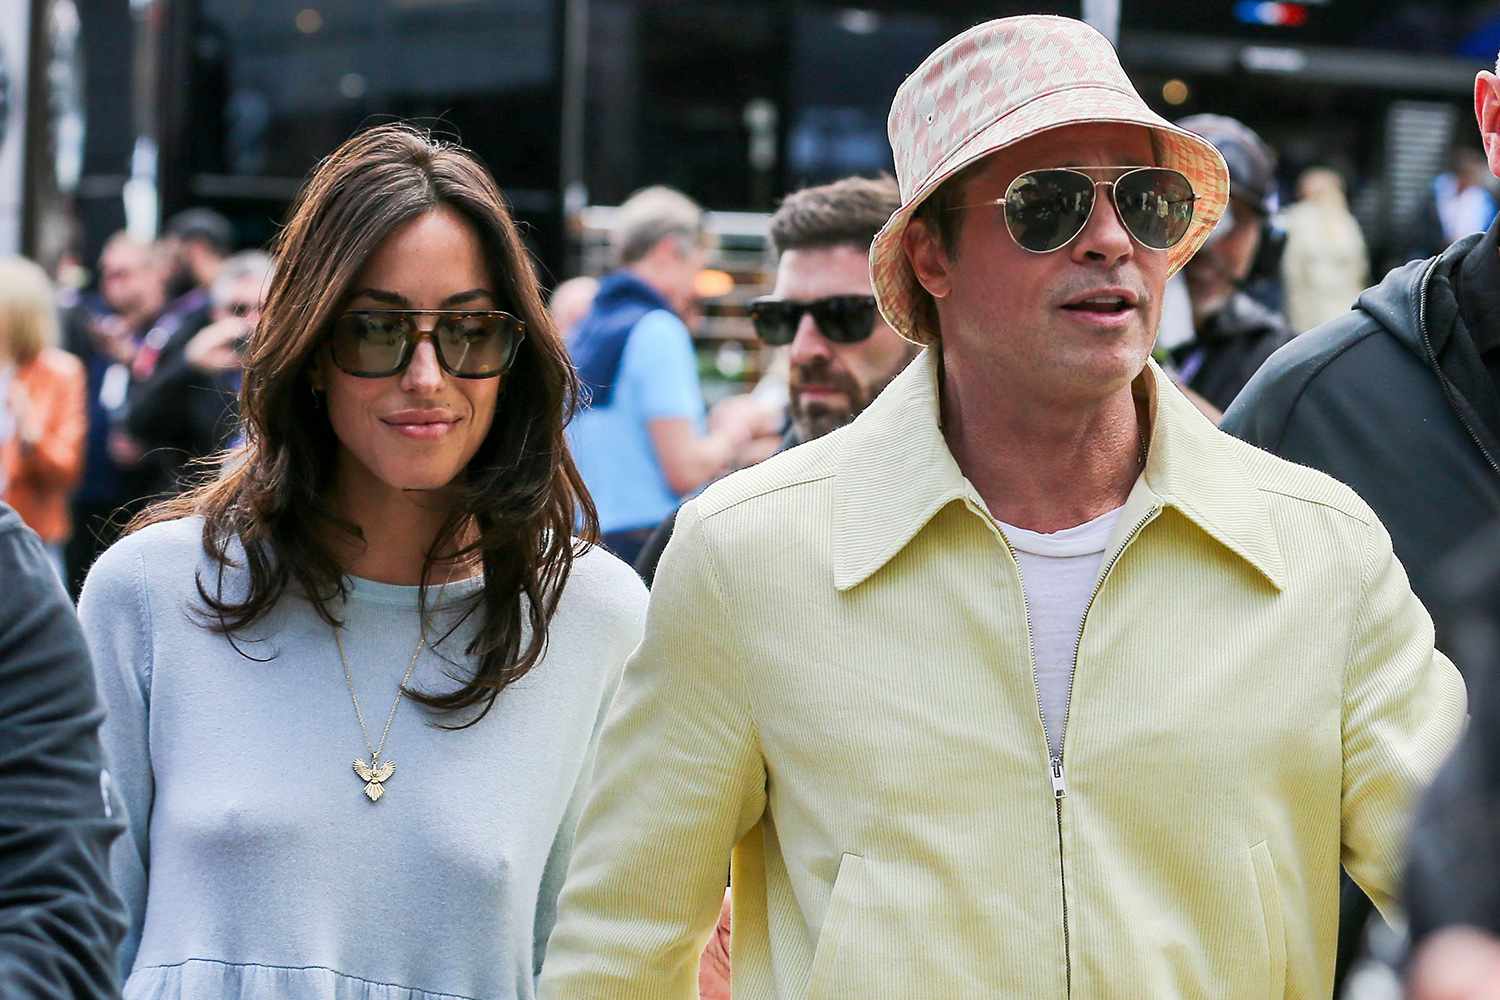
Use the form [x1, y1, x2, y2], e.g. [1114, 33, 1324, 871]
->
[9, 1, 1499, 284]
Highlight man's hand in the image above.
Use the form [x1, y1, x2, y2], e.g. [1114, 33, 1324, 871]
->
[1410, 927, 1500, 1000]
[697, 890, 731, 1000]
[184, 317, 249, 375]
[106, 430, 144, 467]
[87, 315, 137, 365]
[709, 393, 783, 445]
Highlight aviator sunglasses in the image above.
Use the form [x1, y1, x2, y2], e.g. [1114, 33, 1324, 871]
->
[327, 309, 525, 379]
[747, 295, 879, 346]
[954, 166, 1197, 254]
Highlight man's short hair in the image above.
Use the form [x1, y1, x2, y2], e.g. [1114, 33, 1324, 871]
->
[211, 250, 273, 308]
[768, 175, 901, 255]
[612, 186, 703, 266]
[166, 208, 234, 256]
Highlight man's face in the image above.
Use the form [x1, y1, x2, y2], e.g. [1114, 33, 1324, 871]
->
[212, 273, 266, 326]
[662, 236, 707, 318]
[1183, 198, 1261, 320]
[907, 122, 1171, 407]
[99, 243, 164, 324]
[778, 244, 917, 440]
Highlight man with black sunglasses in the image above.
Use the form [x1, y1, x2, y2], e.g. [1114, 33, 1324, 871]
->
[633, 175, 916, 585]
[541, 17, 1464, 999]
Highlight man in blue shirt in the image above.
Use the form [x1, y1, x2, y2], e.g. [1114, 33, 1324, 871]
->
[568, 186, 768, 563]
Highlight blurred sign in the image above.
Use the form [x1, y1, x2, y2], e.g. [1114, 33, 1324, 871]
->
[1234, 3, 1310, 27]
[0, 3, 25, 256]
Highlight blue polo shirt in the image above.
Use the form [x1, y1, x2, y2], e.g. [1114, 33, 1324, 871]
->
[567, 309, 706, 534]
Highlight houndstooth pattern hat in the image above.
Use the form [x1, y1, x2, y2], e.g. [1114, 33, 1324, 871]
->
[870, 15, 1231, 346]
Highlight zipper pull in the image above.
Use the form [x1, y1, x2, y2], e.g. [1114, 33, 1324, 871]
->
[1051, 756, 1067, 799]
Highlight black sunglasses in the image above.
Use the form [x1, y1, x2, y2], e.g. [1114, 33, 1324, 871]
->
[954, 166, 1197, 254]
[327, 309, 525, 379]
[747, 295, 879, 346]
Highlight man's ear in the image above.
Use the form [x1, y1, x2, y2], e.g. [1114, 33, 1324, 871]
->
[902, 217, 953, 301]
[1475, 72, 1500, 178]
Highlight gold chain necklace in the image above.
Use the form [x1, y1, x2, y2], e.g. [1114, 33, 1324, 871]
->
[333, 627, 425, 803]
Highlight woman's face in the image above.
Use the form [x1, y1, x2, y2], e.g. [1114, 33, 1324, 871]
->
[314, 205, 503, 502]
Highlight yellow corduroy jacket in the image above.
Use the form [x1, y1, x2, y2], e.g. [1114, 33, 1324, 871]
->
[539, 349, 1466, 1000]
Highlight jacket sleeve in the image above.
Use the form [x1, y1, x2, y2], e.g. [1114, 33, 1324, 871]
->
[0, 514, 126, 999]
[1340, 516, 1466, 920]
[1219, 345, 1305, 452]
[18, 360, 87, 490]
[538, 502, 768, 999]
[76, 539, 156, 979]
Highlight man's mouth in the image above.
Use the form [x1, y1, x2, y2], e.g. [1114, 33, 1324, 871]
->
[1061, 295, 1134, 314]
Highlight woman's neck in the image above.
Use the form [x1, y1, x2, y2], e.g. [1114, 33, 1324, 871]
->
[327, 477, 478, 587]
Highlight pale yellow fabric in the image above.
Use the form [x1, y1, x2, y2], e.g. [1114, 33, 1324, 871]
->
[539, 349, 1466, 1000]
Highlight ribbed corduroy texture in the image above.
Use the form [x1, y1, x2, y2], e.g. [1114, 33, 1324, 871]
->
[538, 350, 1466, 1000]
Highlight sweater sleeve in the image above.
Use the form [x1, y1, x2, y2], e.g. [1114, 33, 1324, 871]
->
[1340, 515, 1467, 920]
[532, 572, 642, 983]
[0, 511, 126, 999]
[538, 504, 767, 999]
[77, 536, 157, 979]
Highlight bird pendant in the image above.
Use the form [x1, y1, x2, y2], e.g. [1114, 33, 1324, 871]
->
[353, 756, 397, 802]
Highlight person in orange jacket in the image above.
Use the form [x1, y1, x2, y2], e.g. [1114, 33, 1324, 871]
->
[0, 256, 87, 576]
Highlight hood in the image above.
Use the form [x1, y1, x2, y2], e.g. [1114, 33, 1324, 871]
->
[1354, 233, 1482, 364]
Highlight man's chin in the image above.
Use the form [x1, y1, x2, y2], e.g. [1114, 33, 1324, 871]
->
[792, 405, 854, 441]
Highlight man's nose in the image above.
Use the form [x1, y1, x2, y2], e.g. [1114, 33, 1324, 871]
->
[1071, 184, 1135, 268]
[788, 312, 833, 365]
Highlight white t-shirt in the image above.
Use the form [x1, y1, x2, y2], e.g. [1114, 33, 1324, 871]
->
[997, 505, 1124, 759]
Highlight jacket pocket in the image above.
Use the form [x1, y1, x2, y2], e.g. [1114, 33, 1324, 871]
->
[1250, 840, 1287, 1000]
[805, 853, 865, 999]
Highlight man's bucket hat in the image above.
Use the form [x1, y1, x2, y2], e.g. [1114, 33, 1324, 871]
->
[870, 15, 1231, 346]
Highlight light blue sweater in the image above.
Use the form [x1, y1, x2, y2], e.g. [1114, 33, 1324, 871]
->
[78, 517, 646, 1000]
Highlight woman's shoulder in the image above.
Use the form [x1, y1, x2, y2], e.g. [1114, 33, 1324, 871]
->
[81, 516, 215, 604]
[553, 540, 648, 649]
[22, 346, 84, 383]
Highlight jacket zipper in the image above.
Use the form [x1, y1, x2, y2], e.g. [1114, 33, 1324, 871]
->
[992, 529, 1070, 996]
[1417, 256, 1500, 479]
[1048, 505, 1160, 999]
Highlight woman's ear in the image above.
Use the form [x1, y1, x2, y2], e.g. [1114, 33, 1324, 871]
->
[903, 217, 954, 301]
[307, 352, 327, 393]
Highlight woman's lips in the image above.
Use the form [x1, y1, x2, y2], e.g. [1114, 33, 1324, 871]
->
[382, 415, 458, 439]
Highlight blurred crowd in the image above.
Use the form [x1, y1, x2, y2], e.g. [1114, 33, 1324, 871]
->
[0, 210, 272, 596]
[4, 21, 1500, 997]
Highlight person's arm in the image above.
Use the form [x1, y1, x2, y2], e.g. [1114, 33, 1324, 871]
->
[532, 578, 642, 987]
[648, 418, 743, 495]
[76, 538, 156, 979]
[1340, 516, 1467, 920]
[539, 503, 768, 999]
[15, 361, 88, 490]
[0, 511, 126, 998]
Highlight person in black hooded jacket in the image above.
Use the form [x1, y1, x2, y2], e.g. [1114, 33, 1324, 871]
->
[1222, 58, 1500, 991]
[0, 503, 125, 997]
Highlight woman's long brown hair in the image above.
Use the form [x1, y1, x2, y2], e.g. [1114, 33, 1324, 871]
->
[136, 123, 599, 727]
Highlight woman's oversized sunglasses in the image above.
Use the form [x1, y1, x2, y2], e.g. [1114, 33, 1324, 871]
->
[747, 295, 879, 346]
[327, 309, 525, 379]
[953, 166, 1197, 254]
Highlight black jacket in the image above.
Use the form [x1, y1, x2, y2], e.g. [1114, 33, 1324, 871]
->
[0, 505, 126, 997]
[1224, 226, 1500, 986]
[1223, 229, 1500, 649]
[1405, 518, 1500, 945]
[1172, 291, 1295, 413]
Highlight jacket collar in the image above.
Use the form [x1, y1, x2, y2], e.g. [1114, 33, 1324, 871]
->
[832, 349, 1286, 592]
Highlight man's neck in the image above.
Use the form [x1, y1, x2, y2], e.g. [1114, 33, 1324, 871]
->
[941, 358, 1147, 534]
